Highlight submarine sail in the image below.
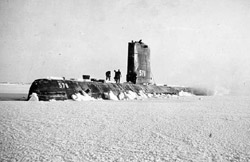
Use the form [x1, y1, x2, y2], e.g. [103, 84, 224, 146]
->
[126, 40, 152, 84]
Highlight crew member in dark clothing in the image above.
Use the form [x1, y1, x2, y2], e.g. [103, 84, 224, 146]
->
[114, 69, 122, 83]
[105, 71, 111, 81]
[117, 69, 121, 83]
[114, 70, 118, 83]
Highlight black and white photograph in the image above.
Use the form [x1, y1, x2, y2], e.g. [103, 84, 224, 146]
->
[0, 0, 250, 161]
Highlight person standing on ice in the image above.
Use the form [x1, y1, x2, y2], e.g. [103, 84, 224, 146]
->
[114, 70, 118, 83]
[117, 69, 122, 83]
[105, 71, 111, 81]
[114, 69, 122, 83]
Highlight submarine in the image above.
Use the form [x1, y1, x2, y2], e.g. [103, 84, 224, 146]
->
[27, 40, 212, 101]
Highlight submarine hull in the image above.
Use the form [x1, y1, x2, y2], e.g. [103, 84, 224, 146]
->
[27, 79, 213, 101]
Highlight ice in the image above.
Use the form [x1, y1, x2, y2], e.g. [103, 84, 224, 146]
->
[178, 90, 194, 97]
[125, 90, 139, 100]
[45, 76, 64, 80]
[0, 96, 249, 161]
[213, 86, 230, 96]
[102, 91, 119, 100]
[107, 91, 119, 101]
[118, 92, 126, 100]
[72, 91, 95, 101]
[28, 93, 39, 101]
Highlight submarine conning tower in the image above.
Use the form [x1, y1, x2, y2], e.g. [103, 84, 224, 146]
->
[126, 40, 153, 85]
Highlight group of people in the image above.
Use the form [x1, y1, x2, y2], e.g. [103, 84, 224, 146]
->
[106, 69, 121, 83]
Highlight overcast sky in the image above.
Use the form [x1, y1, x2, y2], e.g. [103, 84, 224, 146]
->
[1, 0, 250, 92]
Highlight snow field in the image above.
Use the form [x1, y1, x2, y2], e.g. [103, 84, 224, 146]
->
[0, 96, 250, 161]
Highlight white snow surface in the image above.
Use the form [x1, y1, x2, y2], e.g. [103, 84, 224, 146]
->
[28, 93, 39, 101]
[71, 92, 95, 101]
[0, 96, 250, 161]
[178, 91, 194, 97]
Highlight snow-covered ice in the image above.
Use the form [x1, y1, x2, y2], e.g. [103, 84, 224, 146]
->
[28, 93, 39, 101]
[0, 96, 250, 161]
[71, 91, 95, 101]
[178, 91, 194, 97]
